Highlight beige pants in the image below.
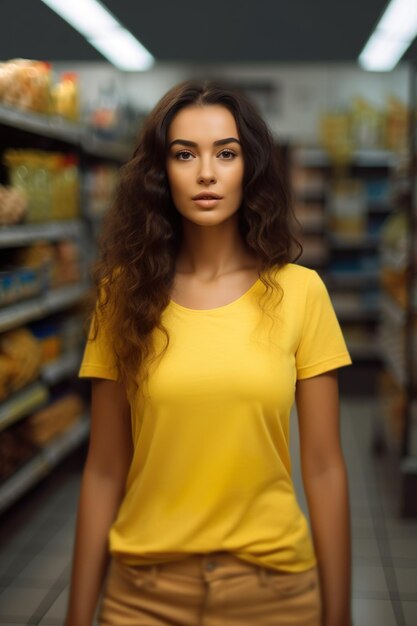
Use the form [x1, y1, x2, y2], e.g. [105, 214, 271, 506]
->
[99, 551, 321, 626]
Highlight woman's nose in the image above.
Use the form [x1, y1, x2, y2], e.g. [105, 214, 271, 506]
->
[197, 158, 217, 184]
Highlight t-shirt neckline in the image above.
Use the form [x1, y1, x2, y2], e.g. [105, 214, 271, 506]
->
[169, 276, 262, 313]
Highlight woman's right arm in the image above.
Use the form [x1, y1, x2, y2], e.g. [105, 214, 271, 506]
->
[64, 378, 133, 626]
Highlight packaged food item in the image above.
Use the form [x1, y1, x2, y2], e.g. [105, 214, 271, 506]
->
[380, 209, 408, 307]
[350, 97, 383, 149]
[0, 328, 42, 396]
[320, 112, 353, 165]
[384, 96, 408, 153]
[0, 59, 52, 114]
[4, 149, 81, 222]
[52, 72, 80, 121]
[327, 179, 367, 236]
[0, 421, 38, 482]
[25, 393, 85, 444]
[0, 184, 27, 224]
[29, 321, 62, 363]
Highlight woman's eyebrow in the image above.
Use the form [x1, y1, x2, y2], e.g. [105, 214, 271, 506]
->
[168, 137, 241, 149]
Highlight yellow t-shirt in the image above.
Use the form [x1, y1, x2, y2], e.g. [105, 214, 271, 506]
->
[79, 263, 352, 572]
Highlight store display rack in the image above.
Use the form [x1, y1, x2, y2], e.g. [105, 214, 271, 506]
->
[0, 283, 89, 333]
[0, 416, 90, 514]
[0, 219, 86, 247]
[372, 63, 417, 517]
[0, 103, 132, 161]
[291, 144, 397, 366]
[0, 102, 130, 514]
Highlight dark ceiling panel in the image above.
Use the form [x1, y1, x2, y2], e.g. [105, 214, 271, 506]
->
[104, 0, 389, 62]
[0, 0, 103, 62]
[0, 0, 412, 65]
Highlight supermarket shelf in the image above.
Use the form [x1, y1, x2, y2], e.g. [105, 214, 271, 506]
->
[294, 189, 327, 201]
[82, 134, 132, 161]
[354, 149, 397, 168]
[0, 220, 86, 247]
[368, 201, 392, 214]
[0, 103, 81, 143]
[327, 271, 379, 288]
[301, 221, 326, 235]
[44, 283, 89, 314]
[41, 350, 82, 386]
[380, 293, 407, 325]
[0, 283, 89, 333]
[294, 147, 397, 168]
[0, 416, 90, 514]
[334, 303, 379, 322]
[293, 148, 330, 167]
[0, 381, 49, 432]
[348, 341, 380, 360]
[328, 233, 380, 249]
[381, 347, 406, 388]
[0, 104, 130, 161]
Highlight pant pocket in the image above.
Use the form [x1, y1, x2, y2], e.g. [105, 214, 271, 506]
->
[263, 566, 319, 599]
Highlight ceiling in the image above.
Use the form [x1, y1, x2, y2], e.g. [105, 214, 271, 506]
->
[1, 0, 417, 66]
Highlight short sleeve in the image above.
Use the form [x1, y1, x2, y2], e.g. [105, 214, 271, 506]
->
[295, 270, 352, 380]
[78, 304, 119, 381]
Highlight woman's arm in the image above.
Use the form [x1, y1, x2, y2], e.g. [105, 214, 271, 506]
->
[295, 370, 352, 626]
[64, 378, 133, 626]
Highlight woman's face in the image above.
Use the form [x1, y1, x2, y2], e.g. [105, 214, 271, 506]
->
[165, 104, 244, 227]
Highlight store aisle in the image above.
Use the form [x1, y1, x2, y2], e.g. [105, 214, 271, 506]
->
[0, 398, 416, 626]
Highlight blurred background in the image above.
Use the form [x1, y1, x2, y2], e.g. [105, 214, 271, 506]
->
[0, 1, 416, 625]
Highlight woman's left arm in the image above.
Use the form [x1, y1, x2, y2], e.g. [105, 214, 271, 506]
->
[295, 370, 352, 626]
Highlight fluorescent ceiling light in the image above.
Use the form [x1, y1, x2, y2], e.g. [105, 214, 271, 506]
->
[91, 29, 154, 71]
[359, 0, 417, 71]
[41, 0, 154, 71]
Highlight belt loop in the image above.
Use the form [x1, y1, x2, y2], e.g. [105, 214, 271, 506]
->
[258, 566, 269, 587]
[146, 564, 158, 588]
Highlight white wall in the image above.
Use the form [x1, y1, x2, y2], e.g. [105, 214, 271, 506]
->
[53, 60, 410, 142]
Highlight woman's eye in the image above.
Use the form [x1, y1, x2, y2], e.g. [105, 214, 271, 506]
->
[175, 151, 193, 160]
[219, 150, 236, 159]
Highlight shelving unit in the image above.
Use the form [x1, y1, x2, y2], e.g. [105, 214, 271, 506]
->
[290, 144, 398, 393]
[0, 219, 86, 247]
[0, 283, 89, 333]
[371, 63, 417, 517]
[0, 381, 49, 431]
[0, 416, 90, 514]
[0, 103, 130, 513]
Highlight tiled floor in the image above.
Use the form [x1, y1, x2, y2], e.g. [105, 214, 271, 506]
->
[0, 397, 416, 625]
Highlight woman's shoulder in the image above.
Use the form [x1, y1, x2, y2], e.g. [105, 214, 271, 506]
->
[271, 262, 317, 284]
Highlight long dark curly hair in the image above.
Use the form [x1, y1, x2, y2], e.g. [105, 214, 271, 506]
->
[88, 79, 302, 397]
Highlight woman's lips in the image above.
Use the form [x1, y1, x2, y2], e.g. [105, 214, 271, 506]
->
[192, 198, 222, 209]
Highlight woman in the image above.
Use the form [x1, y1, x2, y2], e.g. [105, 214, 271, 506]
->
[65, 79, 353, 626]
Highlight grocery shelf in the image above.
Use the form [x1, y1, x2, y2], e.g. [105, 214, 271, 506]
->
[0, 220, 86, 247]
[0, 381, 49, 432]
[0, 103, 81, 144]
[334, 303, 379, 322]
[380, 293, 407, 325]
[328, 233, 380, 249]
[44, 283, 89, 314]
[327, 270, 379, 288]
[0, 416, 90, 514]
[0, 283, 90, 333]
[41, 350, 82, 386]
[294, 147, 397, 168]
[368, 202, 392, 214]
[82, 134, 132, 161]
[347, 341, 380, 360]
[300, 221, 326, 235]
[294, 189, 327, 201]
[0, 103, 131, 160]
[354, 149, 397, 168]
[382, 349, 406, 389]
